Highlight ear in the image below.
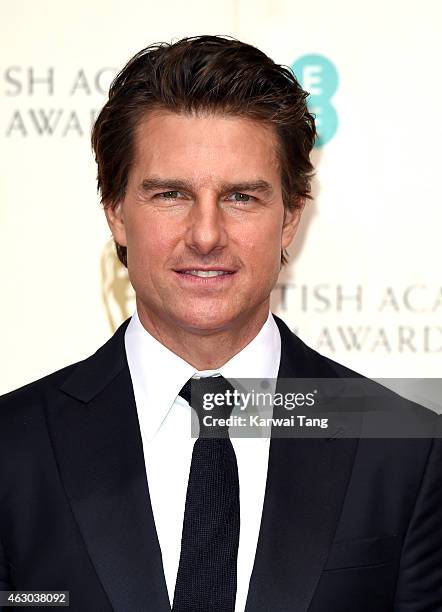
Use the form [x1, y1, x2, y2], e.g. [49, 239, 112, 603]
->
[104, 201, 127, 247]
[281, 199, 305, 250]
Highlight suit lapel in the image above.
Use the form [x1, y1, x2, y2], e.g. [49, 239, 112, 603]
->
[245, 315, 359, 612]
[45, 318, 170, 612]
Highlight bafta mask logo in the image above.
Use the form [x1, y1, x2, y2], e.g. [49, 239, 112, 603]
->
[100, 239, 135, 332]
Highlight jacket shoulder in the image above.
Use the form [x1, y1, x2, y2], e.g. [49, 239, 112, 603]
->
[0, 316, 131, 426]
[273, 313, 439, 427]
[0, 361, 83, 421]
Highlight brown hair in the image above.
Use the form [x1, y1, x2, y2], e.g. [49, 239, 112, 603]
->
[91, 35, 316, 266]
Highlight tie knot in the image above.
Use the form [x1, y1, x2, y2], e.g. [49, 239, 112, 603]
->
[178, 375, 236, 438]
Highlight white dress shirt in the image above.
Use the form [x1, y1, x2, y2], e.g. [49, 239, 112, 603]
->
[124, 308, 281, 612]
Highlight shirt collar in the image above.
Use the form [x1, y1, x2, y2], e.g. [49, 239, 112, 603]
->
[124, 308, 281, 441]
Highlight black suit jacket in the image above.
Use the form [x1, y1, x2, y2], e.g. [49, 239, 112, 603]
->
[0, 314, 441, 611]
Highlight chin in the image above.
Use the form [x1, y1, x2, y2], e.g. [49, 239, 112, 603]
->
[173, 308, 238, 334]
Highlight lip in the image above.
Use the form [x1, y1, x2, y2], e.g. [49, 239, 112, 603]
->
[174, 267, 236, 273]
[173, 269, 237, 285]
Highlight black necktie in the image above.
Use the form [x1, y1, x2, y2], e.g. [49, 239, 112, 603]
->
[172, 375, 240, 612]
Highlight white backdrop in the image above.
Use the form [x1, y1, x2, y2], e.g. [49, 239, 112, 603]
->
[1, 0, 441, 395]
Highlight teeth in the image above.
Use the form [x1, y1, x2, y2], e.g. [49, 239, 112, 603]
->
[184, 270, 231, 277]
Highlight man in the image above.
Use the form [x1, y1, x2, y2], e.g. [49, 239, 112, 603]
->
[0, 36, 441, 612]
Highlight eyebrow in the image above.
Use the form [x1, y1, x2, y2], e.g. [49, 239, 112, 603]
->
[140, 177, 274, 196]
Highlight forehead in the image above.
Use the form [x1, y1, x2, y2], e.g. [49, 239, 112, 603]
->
[131, 110, 281, 185]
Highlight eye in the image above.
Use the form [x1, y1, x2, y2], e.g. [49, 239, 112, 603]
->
[228, 192, 254, 203]
[155, 190, 183, 199]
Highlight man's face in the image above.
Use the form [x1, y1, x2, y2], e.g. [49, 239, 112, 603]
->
[105, 110, 302, 335]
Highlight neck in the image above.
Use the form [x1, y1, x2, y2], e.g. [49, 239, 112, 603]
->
[135, 299, 270, 370]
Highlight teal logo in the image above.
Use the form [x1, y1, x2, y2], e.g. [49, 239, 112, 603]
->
[291, 54, 339, 147]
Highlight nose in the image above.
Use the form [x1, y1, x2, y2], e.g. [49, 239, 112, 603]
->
[185, 194, 227, 255]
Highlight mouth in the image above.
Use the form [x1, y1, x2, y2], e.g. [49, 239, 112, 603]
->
[175, 269, 235, 277]
[173, 268, 237, 283]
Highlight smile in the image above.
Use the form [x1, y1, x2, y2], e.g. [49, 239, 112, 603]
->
[174, 269, 237, 285]
[181, 270, 233, 277]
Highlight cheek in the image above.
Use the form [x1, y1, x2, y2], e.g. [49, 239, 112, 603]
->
[127, 215, 175, 259]
[239, 220, 282, 273]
